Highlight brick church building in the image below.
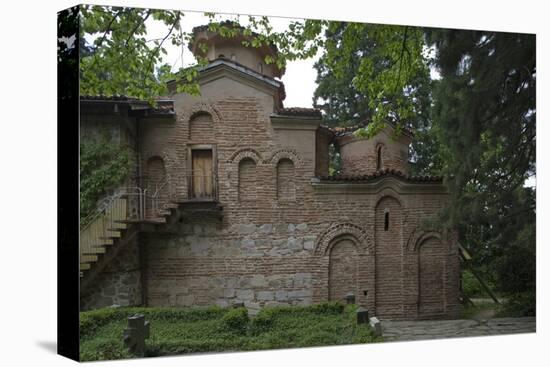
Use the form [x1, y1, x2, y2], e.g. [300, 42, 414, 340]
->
[79, 24, 461, 320]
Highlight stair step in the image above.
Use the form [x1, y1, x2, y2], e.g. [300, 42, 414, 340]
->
[106, 229, 122, 238]
[110, 222, 128, 229]
[100, 238, 114, 245]
[80, 263, 91, 270]
[83, 246, 106, 255]
[80, 254, 98, 263]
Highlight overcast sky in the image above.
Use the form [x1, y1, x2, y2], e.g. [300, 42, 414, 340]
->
[144, 10, 321, 108]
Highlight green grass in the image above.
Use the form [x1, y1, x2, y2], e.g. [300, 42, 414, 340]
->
[80, 303, 383, 361]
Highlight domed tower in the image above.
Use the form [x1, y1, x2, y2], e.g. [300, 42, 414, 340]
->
[188, 22, 285, 79]
[335, 124, 412, 176]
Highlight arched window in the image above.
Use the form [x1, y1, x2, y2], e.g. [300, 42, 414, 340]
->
[276, 158, 295, 202]
[189, 112, 213, 142]
[375, 196, 403, 318]
[328, 238, 358, 301]
[238, 158, 257, 202]
[377, 146, 383, 170]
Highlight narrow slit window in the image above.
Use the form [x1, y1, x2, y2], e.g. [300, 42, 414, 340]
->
[377, 146, 382, 170]
[384, 212, 389, 231]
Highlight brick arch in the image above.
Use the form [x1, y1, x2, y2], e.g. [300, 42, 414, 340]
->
[264, 149, 303, 167]
[314, 223, 371, 256]
[276, 158, 295, 201]
[406, 229, 443, 253]
[238, 157, 257, 202]
[181, 102, 222, 123]
[374, 189, 405, 209]
[374, 194, 404, 318]
[328, 237, 359, 301]
[417, 235, 446, 316]
[142, 151, 173, 182]
[227, 148, 263, 164]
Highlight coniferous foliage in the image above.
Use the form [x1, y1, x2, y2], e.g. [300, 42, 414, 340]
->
[427, 30, 536, 313]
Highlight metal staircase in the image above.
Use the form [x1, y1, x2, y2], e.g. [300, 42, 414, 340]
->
[79, 173, 223, 285]
[79, 183, 171, 278]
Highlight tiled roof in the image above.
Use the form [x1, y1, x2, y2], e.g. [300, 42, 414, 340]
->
[80, 95, 175, 114]
[329, 120, 414, 138]
[276, 107, 322, 118]
[197, 57, 286, 104]
[191, 21, 279, 55]
[80, 95, 143, 102]
[317, 168, 443, 183]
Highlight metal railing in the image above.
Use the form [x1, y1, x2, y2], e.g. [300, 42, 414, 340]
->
[80, 187, 143, 268]
[80, 171, 219, 269]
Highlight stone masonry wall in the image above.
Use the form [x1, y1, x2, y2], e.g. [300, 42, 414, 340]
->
[80, 237, 142, 310]
[83, 76, 460, 320]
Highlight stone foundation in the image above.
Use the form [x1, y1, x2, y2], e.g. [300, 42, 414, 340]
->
[80, 238, 142, 310]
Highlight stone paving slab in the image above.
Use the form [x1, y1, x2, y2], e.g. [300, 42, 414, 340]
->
[381, 317, 536, 342]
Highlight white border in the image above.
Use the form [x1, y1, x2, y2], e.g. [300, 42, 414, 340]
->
[0, 0, 546, 366]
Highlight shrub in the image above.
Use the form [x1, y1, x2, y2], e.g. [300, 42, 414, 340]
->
[80, 339, 132, 362]
[497, 291, 536, 317]
[221, 307, 249, 334]
[462, 269, 486, 298]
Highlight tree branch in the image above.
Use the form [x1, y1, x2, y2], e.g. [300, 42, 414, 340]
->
[143, 12, 180, 82]
[95, 9, 124, 50]
[124, 10, 151, 48]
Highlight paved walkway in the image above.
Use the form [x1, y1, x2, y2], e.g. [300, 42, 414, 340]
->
[381, 317, 536, 342]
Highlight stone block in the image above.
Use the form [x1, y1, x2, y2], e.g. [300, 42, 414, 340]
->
[288, 223, 296, 233]
[176, 294, 195, 306]
[259, 224, 273, 234]
[303, 240, 315, 250]
[241, 238, 256, 248]
[287, 237, 303, 251]
[369, 316, 382, 336]
[224, 288, 236, 298]
[275, 290, 288, 301]
[296, 223, 308, 231]
[250, 275, 268, 288]
[288, 290, 310, 299]
[193, 224, 203, 235]
[238, 224, 257, 235]
[257, 291, 274, 301]
[293, 273, 311, 288]
[103, 286, 116, 297]
[236, 289, 254, 300]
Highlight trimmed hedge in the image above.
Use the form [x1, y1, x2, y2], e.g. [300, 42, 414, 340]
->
[80, 303, 382, 361]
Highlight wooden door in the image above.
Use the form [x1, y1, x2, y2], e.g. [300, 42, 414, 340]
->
[191, 150, 213, 199]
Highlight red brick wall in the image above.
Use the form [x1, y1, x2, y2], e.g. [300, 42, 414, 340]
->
[328, 239, 358, 301]
[419, 237, 445, 317]
[83, 86, 460, 320]
[375, 196, 404, 318]
[337, 130, 410, 175]
[189, 112, 214, 143]
[276, 158, 295, 201]
[238, 158, 257, 202]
